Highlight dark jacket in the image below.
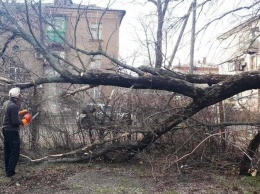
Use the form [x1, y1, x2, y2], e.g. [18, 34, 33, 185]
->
[2, 98, 22, 131]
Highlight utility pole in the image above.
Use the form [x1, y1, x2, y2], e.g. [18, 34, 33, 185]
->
[39, 0, 44, 44]
[168, 3, 192, 69]
[189, 0, 196, 74]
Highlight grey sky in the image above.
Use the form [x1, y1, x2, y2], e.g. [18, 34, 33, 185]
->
[72, 0, 258, 67]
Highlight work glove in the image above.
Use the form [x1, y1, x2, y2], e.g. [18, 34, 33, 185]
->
[22, 113, 32, 126]
[19, 109, 28, 115]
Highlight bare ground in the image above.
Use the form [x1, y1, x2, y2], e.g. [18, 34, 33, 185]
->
[0, 159, 260, 194]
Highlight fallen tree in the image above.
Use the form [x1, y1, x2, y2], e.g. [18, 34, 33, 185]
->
[0, 1, 259, 175]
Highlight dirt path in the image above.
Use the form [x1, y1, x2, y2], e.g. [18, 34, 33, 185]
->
[0, 162, 259, 194]
[25, 166, 155, 194]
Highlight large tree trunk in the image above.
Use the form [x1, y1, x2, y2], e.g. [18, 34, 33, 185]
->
[239, 131, 260, 175]
[30, 87, 40, 151]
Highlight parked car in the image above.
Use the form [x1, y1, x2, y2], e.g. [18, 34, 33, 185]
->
[76, 103, 129, 126]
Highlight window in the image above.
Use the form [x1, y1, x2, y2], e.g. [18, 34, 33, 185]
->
[9, 63, 23, 81]
[90, 23, 102, 40]
[228, 62, 235, 72]
[58, 51, 65, 65]
[12, 45, 20, 52]
[238, 34, 246, 50]
[250, 56, 257, 70]
[228, 59, 244, 72]
[46, 16, 66, 44]
[88, 87, 100, 101]
[90, 55, 101, 69]
[251, 27, 259, 38]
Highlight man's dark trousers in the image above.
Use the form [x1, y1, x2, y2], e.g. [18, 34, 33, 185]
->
[2, 130, 20, 177]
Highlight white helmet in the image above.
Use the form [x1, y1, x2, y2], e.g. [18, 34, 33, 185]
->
[9, 87, 21, 98]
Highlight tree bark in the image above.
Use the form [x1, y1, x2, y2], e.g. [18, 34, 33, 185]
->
[30, 87, 40, 151]
[239, 131, 260, 175]
[218, 101, 226, 150]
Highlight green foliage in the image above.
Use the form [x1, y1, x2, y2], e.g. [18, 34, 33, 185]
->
[214, 174, 260, 193]
[241, 176, 260, 190]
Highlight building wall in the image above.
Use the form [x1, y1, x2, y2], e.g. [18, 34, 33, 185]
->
[173, 66, 218, 74]
[0, 3, 125, 116]
[217, 17, 260, 65]
[173, 65, 219, 88]
[217, 18, 260, 111]
[42, 6, 124, 108]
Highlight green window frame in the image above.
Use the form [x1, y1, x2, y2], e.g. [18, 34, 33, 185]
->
[46, 16, 66, 44]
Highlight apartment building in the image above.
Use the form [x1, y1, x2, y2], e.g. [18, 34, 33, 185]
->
[0, 0, 126, 148]
[0, 0, 125, 112]
[217, 15, 260, 111]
